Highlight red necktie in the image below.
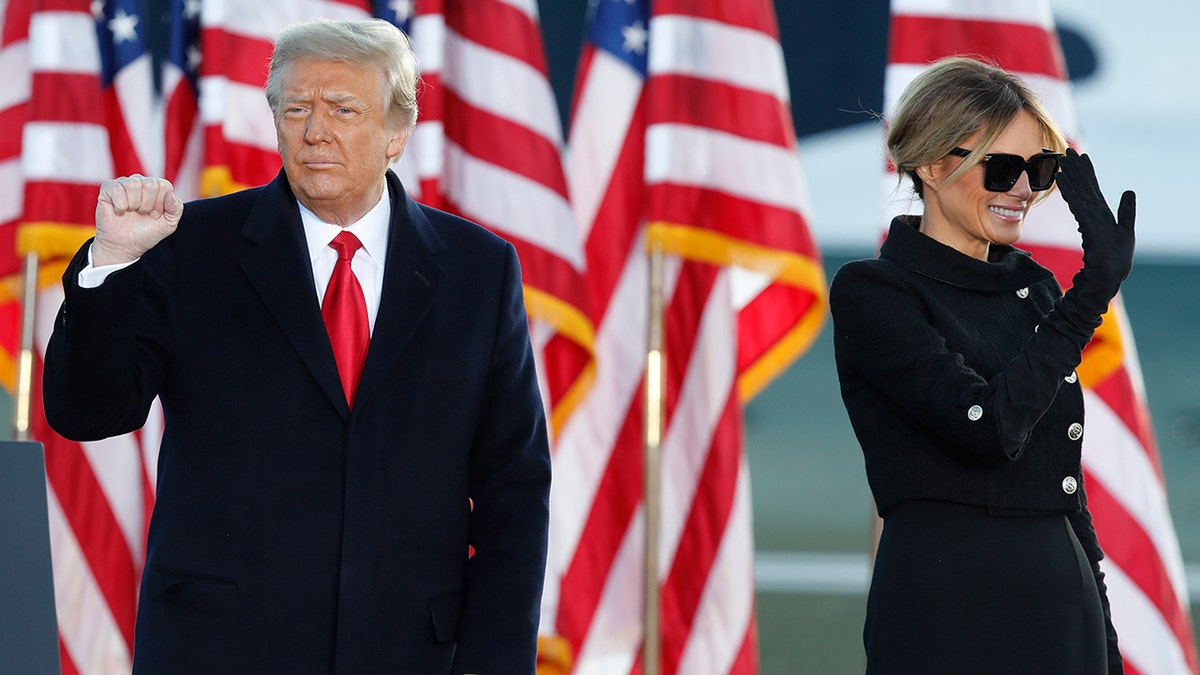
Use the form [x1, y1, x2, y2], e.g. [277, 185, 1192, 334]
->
[322, 231, 370, 408]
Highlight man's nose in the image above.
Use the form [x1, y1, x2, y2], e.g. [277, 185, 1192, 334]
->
[305, 111, 332, 143]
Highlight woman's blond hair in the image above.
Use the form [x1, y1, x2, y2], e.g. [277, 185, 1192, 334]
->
[887, 56, 1067, 199]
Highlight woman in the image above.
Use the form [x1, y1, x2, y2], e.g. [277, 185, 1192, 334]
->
[830, 56, 1134, 674]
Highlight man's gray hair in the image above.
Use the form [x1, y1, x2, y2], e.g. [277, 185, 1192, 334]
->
[265, 18, 419, 128]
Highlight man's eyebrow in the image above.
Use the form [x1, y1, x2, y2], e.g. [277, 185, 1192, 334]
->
[324, 92, 366, 106]
[280, 92, 365, 106]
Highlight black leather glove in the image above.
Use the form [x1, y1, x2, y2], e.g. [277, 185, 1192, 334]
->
[1056, 147, 1136, 291]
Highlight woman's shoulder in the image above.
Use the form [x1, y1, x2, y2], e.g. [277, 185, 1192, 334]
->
[829, 256, 923, 324]
[830, 256, 911, 295]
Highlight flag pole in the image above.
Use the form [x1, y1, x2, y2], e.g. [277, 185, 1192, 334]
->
[643, 238, 665, 675]
[13, 252, 39, 441]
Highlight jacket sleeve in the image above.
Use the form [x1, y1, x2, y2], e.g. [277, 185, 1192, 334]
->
[830, 260, 1100, 461]
[450, 243, 551, 675]
[42, 240, 173, 441]
[1066, 480, 1124, 674]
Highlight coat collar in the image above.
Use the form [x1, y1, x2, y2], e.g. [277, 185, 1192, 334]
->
[880, 215, 1053, 293]
[353, 171, 446, 410]
[239, 169, 446, 418]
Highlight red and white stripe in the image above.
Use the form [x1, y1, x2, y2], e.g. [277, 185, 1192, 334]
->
[885, 2, 1198, 673]
[0, 0, 32, 387]
[405, 0, 593, 436]
[0, 0, 30, 241]
[547, 0, 825, 672]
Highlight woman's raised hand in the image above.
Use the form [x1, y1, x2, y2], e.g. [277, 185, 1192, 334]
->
[1056, 148, 1136, 286]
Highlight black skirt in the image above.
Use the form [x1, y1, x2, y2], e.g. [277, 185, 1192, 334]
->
[865, 499, 1107, 674]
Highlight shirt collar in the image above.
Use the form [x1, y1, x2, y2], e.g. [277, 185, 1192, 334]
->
[300, 186, 391, 265]
[880, 215, 1053, 293]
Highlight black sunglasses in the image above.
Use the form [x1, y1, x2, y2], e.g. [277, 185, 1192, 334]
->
[948, 147, 1062, 192]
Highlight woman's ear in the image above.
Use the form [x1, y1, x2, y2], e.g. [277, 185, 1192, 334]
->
[916, 164, 935, 186]
[916, 161, 947, 194]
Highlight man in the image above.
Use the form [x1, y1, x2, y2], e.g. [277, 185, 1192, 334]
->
[42, 18, 550, 674]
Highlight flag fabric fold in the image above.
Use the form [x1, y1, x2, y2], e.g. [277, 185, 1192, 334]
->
[544, 0, 825, 672]
[884, 2, 1198, 673]
[396, 0, 594, 437]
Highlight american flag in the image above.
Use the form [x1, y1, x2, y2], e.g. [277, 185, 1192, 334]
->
[884, 1, 1198, 673]
[545, 0, 826, 672]
[0, 0, 32, 392]
[13, 1, 161, 673]
[393, 0, 593, 440]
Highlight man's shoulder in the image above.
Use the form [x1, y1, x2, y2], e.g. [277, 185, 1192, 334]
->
[169, 184, 276, 249]
[182, 184, 266, 220]
[135, 187, 271, 270]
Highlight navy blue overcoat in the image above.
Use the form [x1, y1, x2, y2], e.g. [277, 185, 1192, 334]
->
[44, 169, 551, 674]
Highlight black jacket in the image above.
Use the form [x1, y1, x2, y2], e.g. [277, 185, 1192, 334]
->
[831, 215, 1121, 671]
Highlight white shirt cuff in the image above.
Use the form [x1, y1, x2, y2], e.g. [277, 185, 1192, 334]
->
[78, 244, 138, 289]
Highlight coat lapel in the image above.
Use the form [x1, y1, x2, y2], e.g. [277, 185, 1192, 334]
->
[353, 172, 446, 409]
[239, 173, 350, 416]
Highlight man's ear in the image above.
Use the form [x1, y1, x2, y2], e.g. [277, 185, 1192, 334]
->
[387, 125, 413, 162]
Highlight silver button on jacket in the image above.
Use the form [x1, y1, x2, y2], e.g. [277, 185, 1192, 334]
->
[967, 405, 983, 421]
[1062, 476, 1079, 495]
[1067, 422, 1084, 441]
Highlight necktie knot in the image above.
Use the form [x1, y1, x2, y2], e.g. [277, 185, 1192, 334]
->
[330, 231, 362, 262]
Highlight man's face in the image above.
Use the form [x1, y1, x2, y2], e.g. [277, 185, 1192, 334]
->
[274, 58, 410, 225]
